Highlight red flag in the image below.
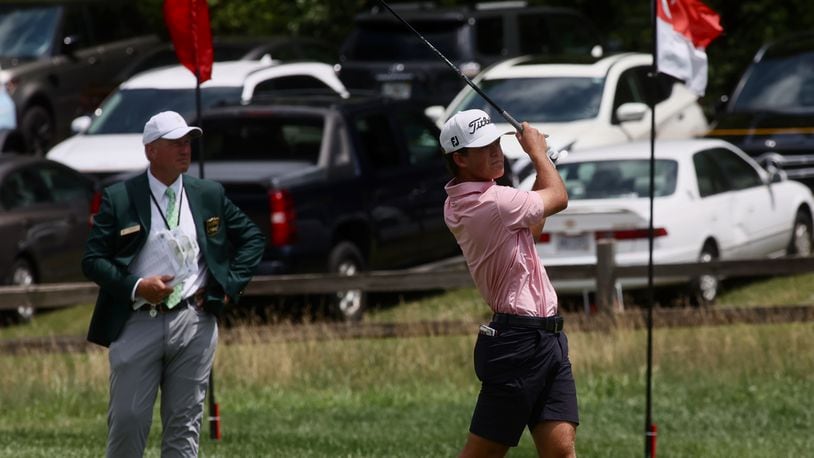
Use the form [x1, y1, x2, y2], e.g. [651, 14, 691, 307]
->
[656, 0, 723, 95]
[163, 0, 213, 83]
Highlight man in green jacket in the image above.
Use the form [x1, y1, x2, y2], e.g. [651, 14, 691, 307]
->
[83, 111, 265, 457]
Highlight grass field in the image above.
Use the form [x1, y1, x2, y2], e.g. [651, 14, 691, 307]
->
[1, 276, 813, 456]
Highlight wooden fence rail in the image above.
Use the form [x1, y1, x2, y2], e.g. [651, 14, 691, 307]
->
[2, 250, 814, 311]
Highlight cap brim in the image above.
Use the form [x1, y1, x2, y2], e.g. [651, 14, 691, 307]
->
[464, 129, 514, 149]
[162, 126, 203, 140]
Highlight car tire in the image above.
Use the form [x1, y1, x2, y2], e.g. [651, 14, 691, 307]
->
[7, 258, 36, 322]
[786, 209, 813, 257]
[21, 105, 54, 155]
[689, 242, 718, 307]
[327, 241, 366, 321]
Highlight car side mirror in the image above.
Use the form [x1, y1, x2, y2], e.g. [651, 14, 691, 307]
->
[62, 35, 82, 55]
[71, 115, 92, 134]
[615, 102, 649, 123]
[424, 105, 445, 126]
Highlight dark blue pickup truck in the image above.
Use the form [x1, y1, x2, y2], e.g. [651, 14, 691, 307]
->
[191, 96, 461, 319]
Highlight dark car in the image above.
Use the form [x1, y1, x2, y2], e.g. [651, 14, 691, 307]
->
[0, 1, 160, 154]
[186, 96, 459, 319]
[706, 32, 814, 189]
[0, 155, 97, 321]
[336, 2, 604, 106]
[115, 35, 339, 84]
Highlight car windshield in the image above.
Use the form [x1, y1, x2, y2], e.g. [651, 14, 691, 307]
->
[201, 115, 325, 164]
[343, 19, 467, 61]
[557, 159, 678, 199]
[453, 77, 604, 122]
[87, 88, 243, 135]
[730, 50, 814, 114]
[0, 5, 60, 59]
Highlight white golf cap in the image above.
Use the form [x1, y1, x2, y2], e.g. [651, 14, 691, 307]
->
[142, 111, 202, 145]
[439, 109, 512, 154]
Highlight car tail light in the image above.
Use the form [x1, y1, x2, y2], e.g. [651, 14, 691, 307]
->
[88, 191, 102, 227]
[539, 232, 551, 243]
[268, 189, 296, 246]
[596, 228, 668, 240]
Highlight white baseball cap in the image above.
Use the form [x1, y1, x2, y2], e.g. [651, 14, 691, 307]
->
[142, 111, 202, 145]
[439, 109, 512, 154]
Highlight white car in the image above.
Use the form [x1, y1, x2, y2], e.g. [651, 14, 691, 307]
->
[537, 139, 814, 304]
[46, 60, 348, 177]
[434, 53, 709, 185]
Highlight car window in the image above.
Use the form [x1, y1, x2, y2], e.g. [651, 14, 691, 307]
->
[253, 75, 334, 96]
[354, 113, 400, 169]
[476, 16, 504, 56]
[394, 112, 440, 166]
[0, 168, 51, 210]
[707, 147, 763, 190]
[88, 88, 243, 135]
[456, 77, 604, 122]
[693, 150, 727, 197]
[557, 159, 678, 199]
[0, 5, 60, 58]
[86, 2, 151, 43]
[35, 165, 91, 203]
[201, 115, 324, 164]
[731, 50, 814, 113]
[342, 19, 468, 61]
[612, 68, 647, 123]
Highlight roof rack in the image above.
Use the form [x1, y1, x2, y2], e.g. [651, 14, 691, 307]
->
[370, 2, 437, 13]
[476, 1, 527, 10]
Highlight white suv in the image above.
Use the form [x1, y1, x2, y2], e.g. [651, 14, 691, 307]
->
[46, 60, 348, 178]
[435, 53, 709, 187]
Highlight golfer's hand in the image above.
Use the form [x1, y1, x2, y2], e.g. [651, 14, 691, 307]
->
[516, 123, 550, 165]
[137, 275, 175, 304]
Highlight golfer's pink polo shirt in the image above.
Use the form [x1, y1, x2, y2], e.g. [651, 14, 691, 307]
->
[444, 179, 558, 317]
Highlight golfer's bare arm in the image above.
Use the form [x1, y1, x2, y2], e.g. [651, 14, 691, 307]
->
[516, 122, 568, 240]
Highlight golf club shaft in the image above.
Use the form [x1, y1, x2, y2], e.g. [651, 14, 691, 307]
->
[376, 0, 523, 132]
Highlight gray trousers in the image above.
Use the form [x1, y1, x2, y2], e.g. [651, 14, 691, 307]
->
[106, 302, 218, 458]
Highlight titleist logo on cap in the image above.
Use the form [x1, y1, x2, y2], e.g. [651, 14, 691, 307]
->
[468, 116, 492, 134]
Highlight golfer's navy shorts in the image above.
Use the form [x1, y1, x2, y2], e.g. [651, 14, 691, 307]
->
[469, 322, 579, 447]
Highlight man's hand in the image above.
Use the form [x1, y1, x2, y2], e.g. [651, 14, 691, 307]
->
[136, 275, 175, 304]
[516, 123, 550, 166]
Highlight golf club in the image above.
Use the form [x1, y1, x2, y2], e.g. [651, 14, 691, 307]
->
[376, 0, 567, 163]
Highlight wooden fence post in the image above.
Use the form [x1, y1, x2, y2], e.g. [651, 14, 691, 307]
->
[596, 239, 622, 313]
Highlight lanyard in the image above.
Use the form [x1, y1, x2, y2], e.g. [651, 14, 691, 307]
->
[148, 186, 184, 230]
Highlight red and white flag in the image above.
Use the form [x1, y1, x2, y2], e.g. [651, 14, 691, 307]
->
[164, 0, 213, 83]
[656, 0, 723, 96]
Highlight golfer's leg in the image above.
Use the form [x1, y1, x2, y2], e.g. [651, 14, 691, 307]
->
[107, 313, 163, 458]
[459, 432, 511, 458]
[530, 420, 577, 458]
[160, 306, 217, 457]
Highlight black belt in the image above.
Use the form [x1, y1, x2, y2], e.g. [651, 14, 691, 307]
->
[492, 313, 564, 333]
[137, 296, 195, 316]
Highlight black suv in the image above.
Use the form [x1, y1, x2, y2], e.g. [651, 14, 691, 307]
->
[706, 32, 814, 189]
[0, 1, 160, 154]
[190, 96, 459, 319]
[337, 2, 604, 106]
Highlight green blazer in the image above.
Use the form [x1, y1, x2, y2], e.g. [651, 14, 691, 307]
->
[83, 172, 265, 347]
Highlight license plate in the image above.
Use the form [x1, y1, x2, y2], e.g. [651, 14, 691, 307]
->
[556, 233, 591, 252]
[382, 82, 411, 99]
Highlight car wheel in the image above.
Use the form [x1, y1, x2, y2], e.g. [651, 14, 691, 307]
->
[689, 243, 718, 307]
[787, 210, 813, 257]
[21, 105, 54, 155]
[8, 258, 36, 322]
[328, 241, 366, 321]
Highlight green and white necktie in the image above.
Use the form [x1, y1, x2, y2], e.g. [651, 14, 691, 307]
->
[165, 186, 183, 308]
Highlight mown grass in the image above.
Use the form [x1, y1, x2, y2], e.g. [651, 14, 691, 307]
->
[1, 274, 813, 456]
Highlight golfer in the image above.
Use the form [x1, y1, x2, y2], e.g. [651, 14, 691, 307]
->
[440, 109, 578, 457]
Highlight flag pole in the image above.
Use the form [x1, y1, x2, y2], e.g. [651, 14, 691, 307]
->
[645, 0, 658, 456]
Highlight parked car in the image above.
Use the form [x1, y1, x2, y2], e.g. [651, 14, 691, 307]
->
[437, 53, 710, 187]
[181, 96, 460, 320]
[536, 139, 814, 305]
[0, 0, 161, 154]
[0, 155, 97, 322]
[337, 1, 604, 106]
[115, 35, 339, 84]
[706, 32, 814, 189]
[46, 60, 348, 180]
